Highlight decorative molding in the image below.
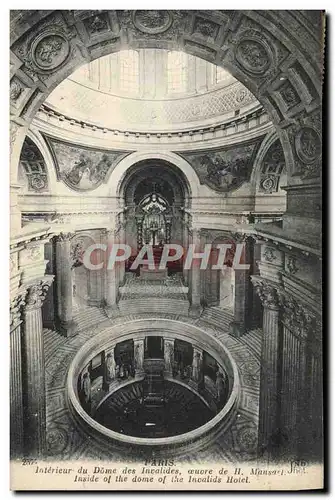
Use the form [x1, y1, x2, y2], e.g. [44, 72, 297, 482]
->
[258, 139, 285, 193]
[84, 13, 110, 35]
[286, 255, 299, 275]
[235, 37, 272, 75]
[36, 103, 268, 148]
[263, 247, 277, 263]
[31, 31, 70, 71]
[26, 245, 42, 261]
[295, 127, 322, 165]
[278, 80, 301, 109]
[10, 78, 24, 102]
[192, 16, 220, 41]
[19, 137, 48, 192]
[132, 10, 173, 34]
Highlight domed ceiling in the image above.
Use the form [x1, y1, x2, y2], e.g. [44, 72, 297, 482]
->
[45, 49, 260, 132]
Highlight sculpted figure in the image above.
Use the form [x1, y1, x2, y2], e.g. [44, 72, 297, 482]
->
[192, 352, 202, 383]
[106, 352, 116, 381]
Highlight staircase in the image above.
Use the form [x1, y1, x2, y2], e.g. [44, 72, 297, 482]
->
[143, 373, 165, 407]
[201, 306, 234, 330]
[73, 305, 109, 332]
[118, 297, 189, 317]
[238, 328, 263, 359]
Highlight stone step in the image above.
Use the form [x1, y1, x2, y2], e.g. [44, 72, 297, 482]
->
[73, 306, 108, 332]
[239, 328, 263, 358]
[201, 306, 233, 330]
[118, 298, 189, 317]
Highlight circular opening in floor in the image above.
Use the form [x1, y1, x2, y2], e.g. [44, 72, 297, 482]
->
[68, 319, 239, 448]
[94, 379, 219, 438]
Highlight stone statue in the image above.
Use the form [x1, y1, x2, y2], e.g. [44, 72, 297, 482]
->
[192, 352, 202, 383]
[106, 352, 116, 381]
[164, 342, 174, 372]
[216, 369, 226, 404]
[82, 372, 91, 414]
[134, 342, 144, 371]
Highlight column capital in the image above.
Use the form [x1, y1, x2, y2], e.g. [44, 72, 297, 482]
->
[279, 291, 318, 341]
[10, 288, 27, 330]
[24, 277, 54, 311]
[251, 276, 280, 310]
[231, 231, 250, 244]
[56, 232, 74, 243]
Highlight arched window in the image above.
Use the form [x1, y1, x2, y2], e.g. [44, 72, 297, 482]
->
[167, 51, 188, 93]
[119, 50, 139, 93]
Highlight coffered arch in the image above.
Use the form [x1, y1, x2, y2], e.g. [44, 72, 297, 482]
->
[10, 10, 323, 185]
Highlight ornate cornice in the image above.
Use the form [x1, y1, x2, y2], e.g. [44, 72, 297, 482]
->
[35, 103, 269, 149]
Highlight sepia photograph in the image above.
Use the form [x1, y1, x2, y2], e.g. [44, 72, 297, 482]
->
[9, 7, 324, 491]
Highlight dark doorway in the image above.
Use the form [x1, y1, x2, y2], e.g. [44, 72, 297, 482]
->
[145, 336, 164, 359]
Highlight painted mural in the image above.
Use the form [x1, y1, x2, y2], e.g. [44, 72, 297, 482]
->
[43, 135, 130, 191]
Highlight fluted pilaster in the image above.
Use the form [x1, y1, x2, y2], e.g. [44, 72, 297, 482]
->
[279, 293, 321, 460]
[183, 215, 189, 286]
[10, 290, 26, 458]
[21, 278, 52, 458]
[252, 277, 282, 462]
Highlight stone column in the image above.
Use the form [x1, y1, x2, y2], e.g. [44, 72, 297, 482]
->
[252, 277, 282, 462]
[10, 290, 26, 459]
[55, 233, 77, 337]
[230, 235, 253, 337]
[118, 214, 126, 286]
[21, 278, 53, 458]
[134, 338, 145, 376]
[188, 229, 203, 318]
[182, 216, 189, 286]
[280, 296, 320, 461]
[190, 346, 204, 391]
[305, 319, 322, 461]
[163, 338, 174, 376]
[104, 229, 120, 318]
